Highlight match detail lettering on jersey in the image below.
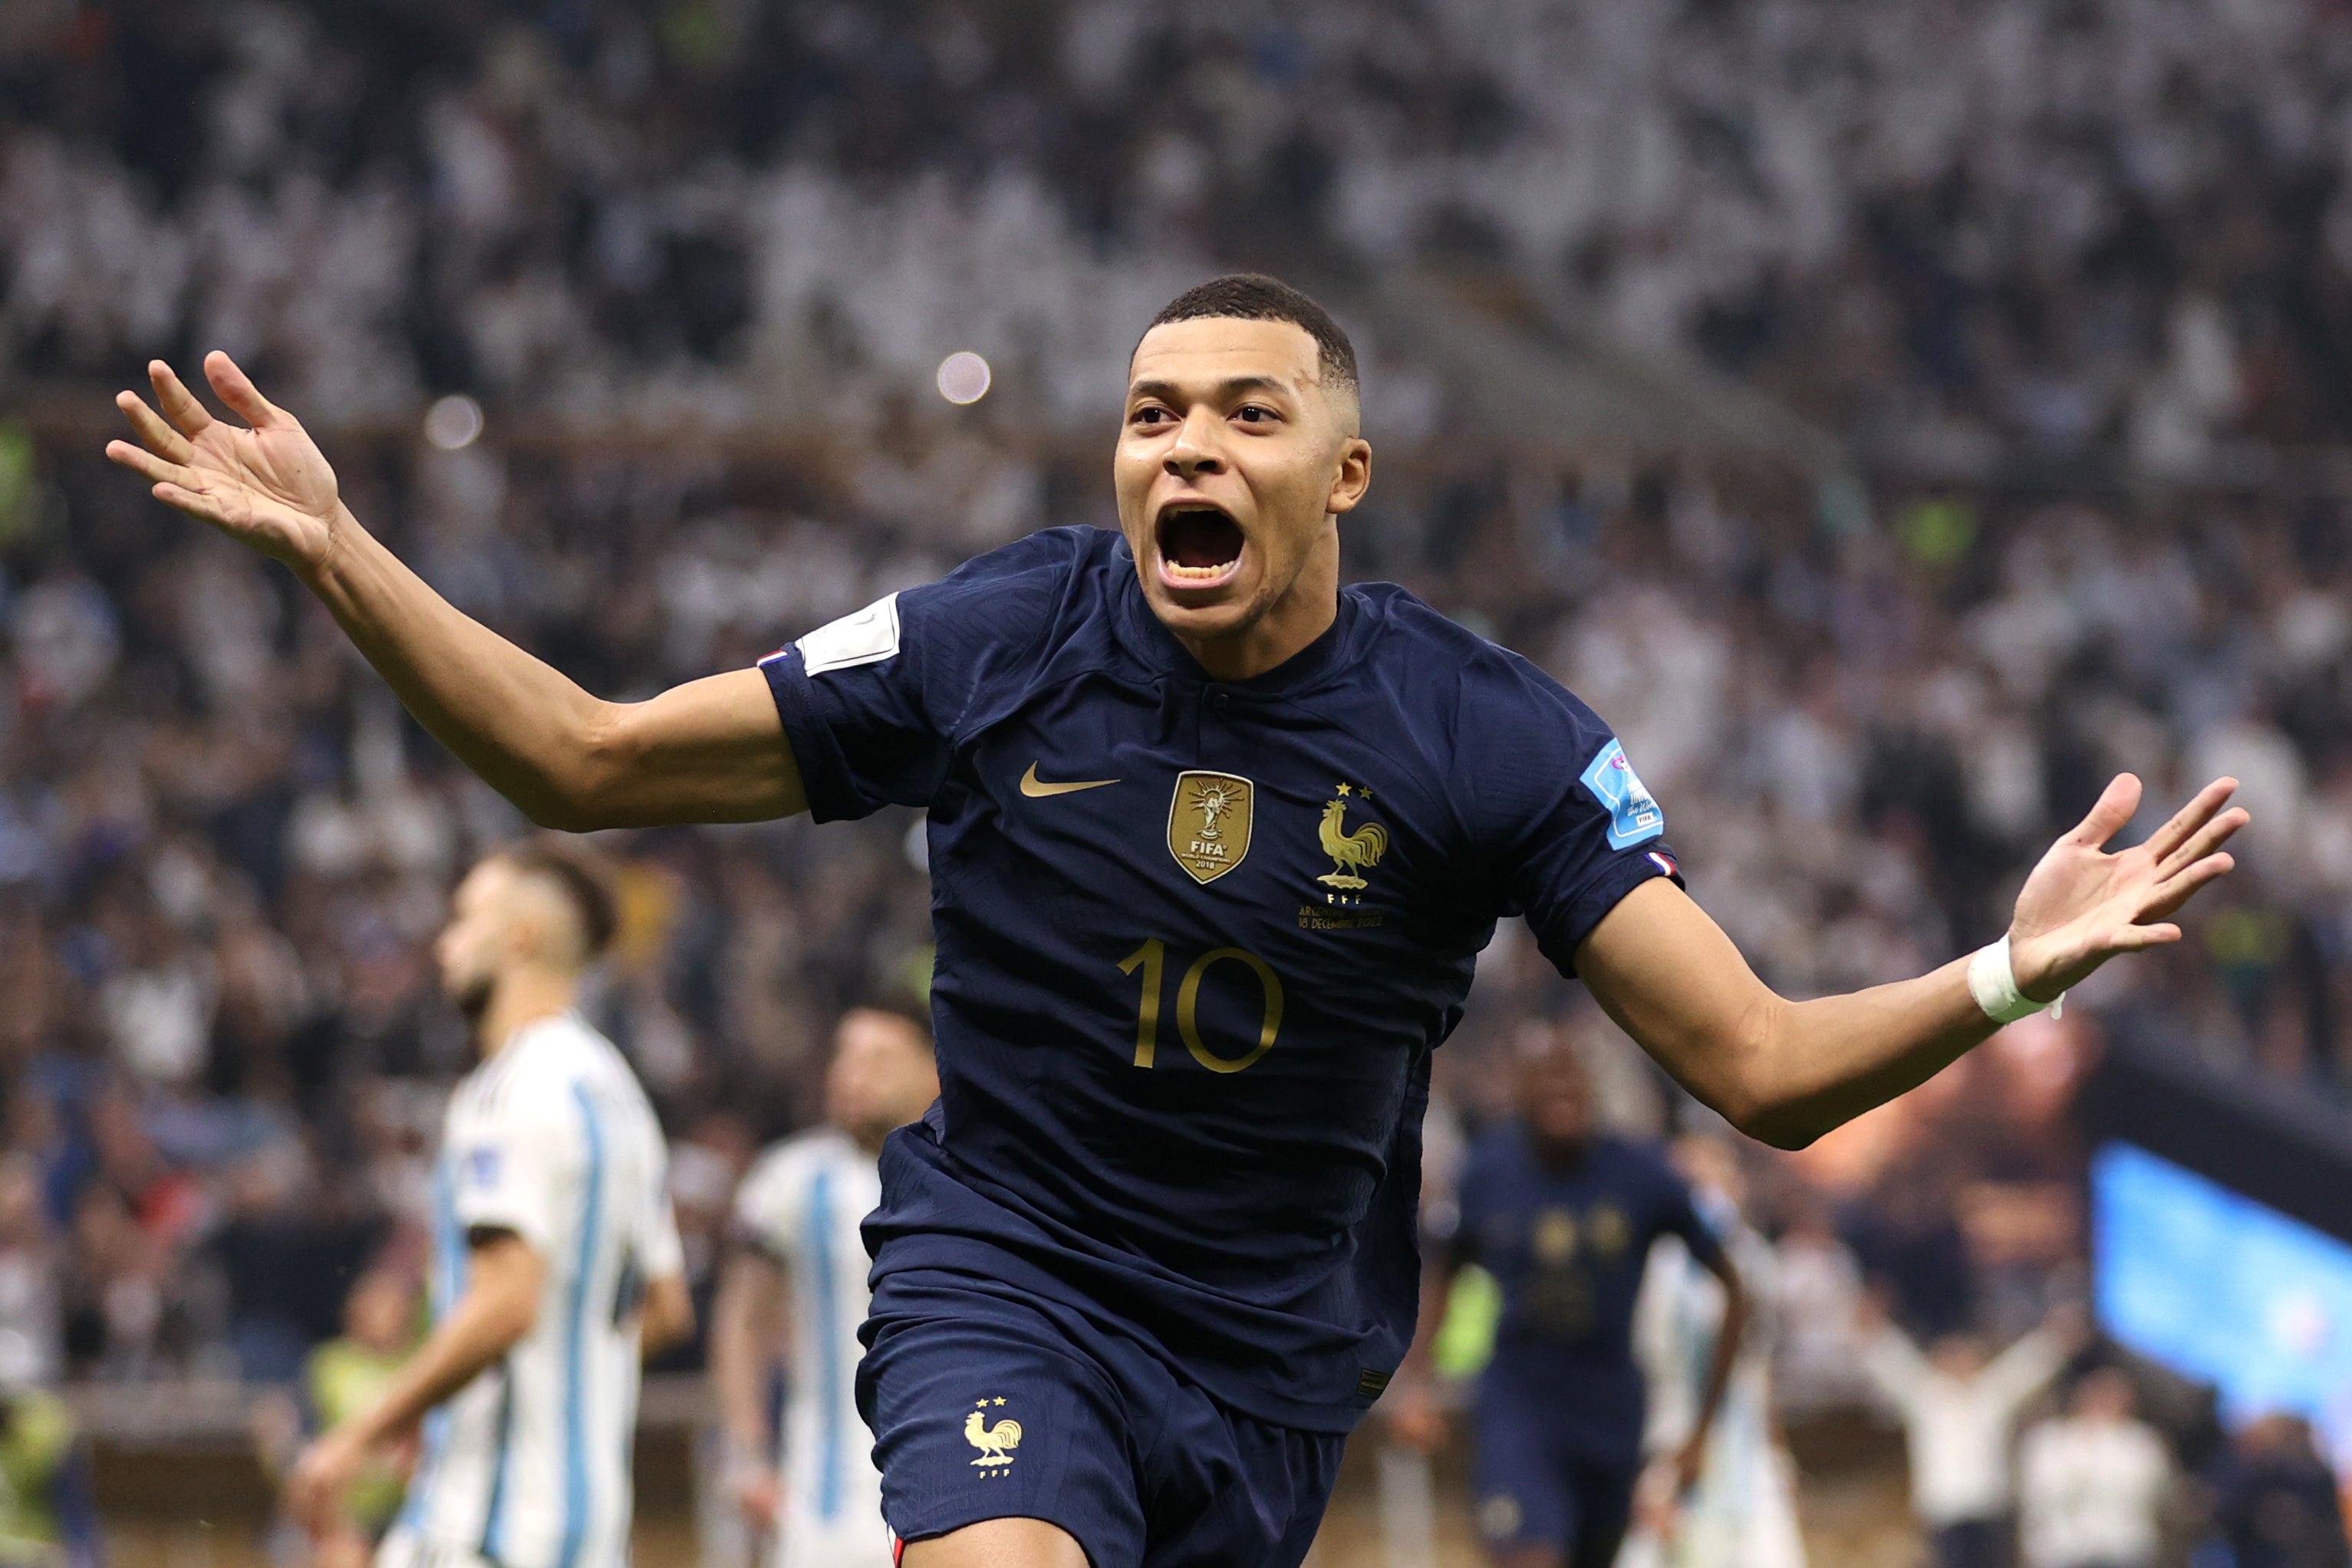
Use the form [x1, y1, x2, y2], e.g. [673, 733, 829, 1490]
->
[1168, 771, 1254, 884]
[1578, 739, 1665, 851]
[793, 593, 902, 676]
[1020, 763, 1118, 797]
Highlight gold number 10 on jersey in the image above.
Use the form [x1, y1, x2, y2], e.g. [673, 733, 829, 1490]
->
[1116, 940, 1285, 1073]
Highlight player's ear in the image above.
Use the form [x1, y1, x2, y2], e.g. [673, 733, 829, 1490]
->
[1326, 435, 1372, 517]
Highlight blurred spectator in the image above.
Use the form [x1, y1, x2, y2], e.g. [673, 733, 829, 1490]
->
[0, 1157, 61, 1392]
[2016, 1368, 2171, 1568]
[301, 1270, 420, 1567]
[2212, 1415, 2352, 1568]
[0, 1377, 100, 1568]
[209, 1133, 385, 1384]
[1770, 1199, 1866, 1415]
[1859, 1299, 2088, 1568]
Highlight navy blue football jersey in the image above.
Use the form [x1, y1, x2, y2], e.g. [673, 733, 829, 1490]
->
[759, 525, 1679, 1432]
[1454, 1126, 1723, 1459]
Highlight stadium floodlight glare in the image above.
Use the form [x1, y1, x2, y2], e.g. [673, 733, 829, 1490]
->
[424, 394, 485, 450]
[936, 351, 992, 405]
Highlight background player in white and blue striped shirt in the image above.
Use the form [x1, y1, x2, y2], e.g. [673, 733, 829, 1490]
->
[711, 1008, 940, 1568]
[286, 842, 694, 1568]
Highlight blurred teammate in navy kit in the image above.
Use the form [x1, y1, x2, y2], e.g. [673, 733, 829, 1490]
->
[1393, 1028, 1746, 1568]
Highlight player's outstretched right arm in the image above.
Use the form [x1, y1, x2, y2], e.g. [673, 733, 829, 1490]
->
[106, 354, 805, 829]
[1577, 772, 2245, 1149]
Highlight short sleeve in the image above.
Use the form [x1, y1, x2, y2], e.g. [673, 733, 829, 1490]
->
[1457, 651, 1682, 976]
[730, 1146, 804, 1263]
[757, 531, 1081, 822]
[450, 1094, 576, 1257]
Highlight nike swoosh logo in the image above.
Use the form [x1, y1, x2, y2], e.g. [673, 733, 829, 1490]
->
[1020, 762, 1118, 797]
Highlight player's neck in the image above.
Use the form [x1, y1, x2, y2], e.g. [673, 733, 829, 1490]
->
[1170, 542, 1340, 682]
[476, 967, 579, 1060]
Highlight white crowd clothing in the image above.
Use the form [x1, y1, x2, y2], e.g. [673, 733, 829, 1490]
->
[1620, 1227, 1807, 1568]
[1860, 1324, 2068, 1527]
[2018, 1415, 2169, 1568]
[1772, 1233, 1868, 1412]
[733, 1127, 893, 1568]
[381, 1013, 684, 1568]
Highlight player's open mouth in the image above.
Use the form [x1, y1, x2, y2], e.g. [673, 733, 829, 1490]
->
[1155, 504, 1245, 589]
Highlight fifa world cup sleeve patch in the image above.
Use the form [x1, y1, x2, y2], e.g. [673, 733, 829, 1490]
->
[776, 591, 902, 676]
[1578, 738, 1665, 851]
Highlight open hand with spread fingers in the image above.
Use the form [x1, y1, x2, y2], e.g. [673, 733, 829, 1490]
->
[103, 352, 342, 574]
[2007, 773, 2248, 1003]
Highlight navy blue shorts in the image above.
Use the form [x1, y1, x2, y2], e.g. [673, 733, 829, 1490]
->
[857, 1270, 1346, 1568]
[1471, 1382, 1641, 1568]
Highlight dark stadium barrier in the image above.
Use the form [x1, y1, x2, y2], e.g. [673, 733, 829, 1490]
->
[2077, 1030, 2352, 1246]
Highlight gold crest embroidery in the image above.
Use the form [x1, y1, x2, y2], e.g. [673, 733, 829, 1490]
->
[1533, 1208, 1580, 1264]
[1168, 772, 1254, 884]
[966, 1398, 1021, 1471]
[1316, 783, 1388, 891]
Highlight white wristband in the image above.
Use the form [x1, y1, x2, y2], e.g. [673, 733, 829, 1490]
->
[1968, 936, 2063, 1024]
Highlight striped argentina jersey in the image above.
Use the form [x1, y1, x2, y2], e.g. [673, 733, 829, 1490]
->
[731, 1127, 889, 1568]
[396, 1012, 682, 1568]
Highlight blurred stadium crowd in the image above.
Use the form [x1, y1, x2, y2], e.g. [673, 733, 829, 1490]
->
[6, 0, 2352, 1557]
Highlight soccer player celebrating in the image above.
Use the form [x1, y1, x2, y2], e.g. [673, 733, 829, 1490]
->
[110, 274, 2245, 1568]
[284, 843, 693, 1568]
[710, 1007, 940, 1568]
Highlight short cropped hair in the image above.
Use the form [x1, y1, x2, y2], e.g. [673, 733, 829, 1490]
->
[497, 838, 619, 960]
[1147, 274, 1359, 394]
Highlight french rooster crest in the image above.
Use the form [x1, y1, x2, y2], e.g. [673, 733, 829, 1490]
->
[1316, 783, 1388, 890]
[965, 1403, 1023, 1467]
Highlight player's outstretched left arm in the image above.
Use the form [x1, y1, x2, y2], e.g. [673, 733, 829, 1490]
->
[105, 355, 804, 829]
[1578, 774, 2246, 1150]
[284, 1233, 545, 1541]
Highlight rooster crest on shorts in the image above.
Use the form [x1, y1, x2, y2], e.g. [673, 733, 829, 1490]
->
[966, 1398, 1023, 1471]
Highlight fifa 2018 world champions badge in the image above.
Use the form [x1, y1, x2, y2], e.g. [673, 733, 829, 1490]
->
[1168, 772, 1254, 884]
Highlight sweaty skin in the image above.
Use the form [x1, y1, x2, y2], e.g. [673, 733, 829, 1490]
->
[107, 338, 2245, 1568]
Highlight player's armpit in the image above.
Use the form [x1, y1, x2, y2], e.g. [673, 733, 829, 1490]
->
[572, 667, 808, 828]
[1574, 879, 1991, 1150]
